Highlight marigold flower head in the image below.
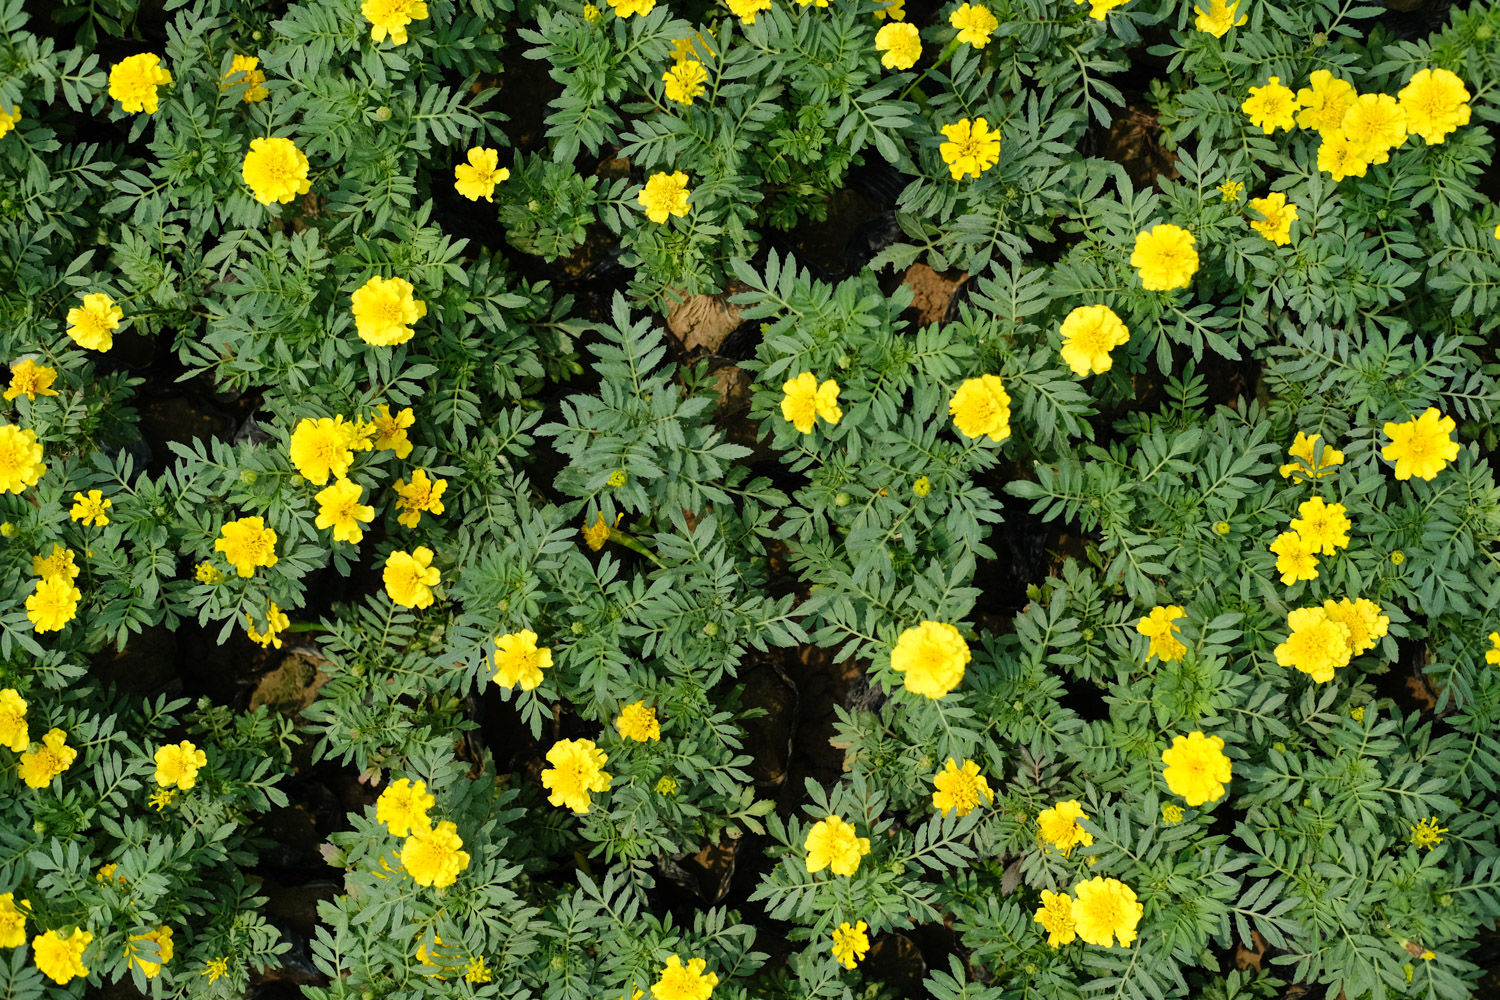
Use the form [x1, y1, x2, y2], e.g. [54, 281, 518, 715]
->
[1350, 705, 1366, 722]
[290, 417, 356, 487]
[1382, 407, 1459, 481]
[6, 359, 59, 402]
[1247, 192, 1297, 245]
[154, 740, 207, 791]
[1036, 799, 1093, 856]
[653, 955, 718, 1000]
[1487, 632, 1500, 666]
[1161, 731, 1232, 807]
[109, 53, 172, 114]
[1034, 890, 1077, 947]
[0, 424, 44, 495]
[1280, 432, 1344, 483]
[780, 372, 842, 433]
[611, 0, 657, 14]
[932, 757, 993, 816]
[33, 544, 79, 581]
[1059, 304, 1129, 376]
[938, 117, 1001, 181]
[1130, 224, 1198, 291]
[148, 788, 177, 810]
[493, 630, 551, 690]
[127, 925, 173, 978]
[0, 105, 18, 140]
[395, 469, 446, 528]
[1321, 598, 1388, 656]
[246, 603, 290, 649]
[949, 4, 998, 46]
[1399, 68, 1470, 145]
[222, 54, 268, 102]
[242, 136, 311, 205]
[0, 688, 27, 752]
[890, 620, 971, 698]
[1275, 606, 1352, 683]
[352, 276, 426, 347]
[584, 4, 602, 20]
[1193, 0, 1245, 37]
[465, 957, 492, 983]
[581, 511, 621, 550]
[377, 778, 435, 837]
[949, 374, 1011, 442]
[664, 60, 709, 105]
[1316, 133, 1371, 182]
[215, 515, 279, 577]
[873, 0, 905, 18]
[385, 547, 441, 609]
[195, 562, 225, 585]
[1161, 802, 1184, 824]
[1269, 530, 1319, 586]
[70, 490, 111, 527]
[0, 893, 27, 949]
[1074, 0, 1128, 17]
[32, 928, 91, 984]
[1291, 496, 1350, 556]
[1408, 816, 1447, 850]
[655, 775, 678, 794]
[1216, 179, 1243, 201]
[542, 737, 612, 813]
[617, 701, 661, 741]
[875, 22, 921, 70]
[454, 147, 508, 202]
[27, 576, 80, 633]
[1296, 71, 1358, 136]
[1136, 605, 1186, 662]
[1242, 76, 1300, 133]
[402, 820, 470, 887]
[831, 921, 869, 969]
[804, 814, 871, 876]
[316, 478, 375, 544]
[1341, 93, 1407, 165]
[18, 728, 76, 788]
[638, 171, 691, 223]
[1071, 877, 1142, 948]
[363, 0, 429, 44]
[65, 292, 122, 352]
[203, 957, 230, 982]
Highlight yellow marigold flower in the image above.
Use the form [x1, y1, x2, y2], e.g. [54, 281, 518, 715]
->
[1034, 890, 1076, 947]
[638, 171, 691, 223]
[1350, 705, 1365, 721]
[70, 490, 111, 527]
[403, 820, 470, 888]
[1193, 0, 1245, 37]
[1161, 731, 1232, 807]
[1408, 816, 1447, 850]
[1279, 432, 1344, 483]
[804, 814, 871, 876]
[1275, 606, 1352, 683]
[1290, 496, 1350, 555]
[617, 701, 661, 741]
[1316, 133, 1371, 182]
[1130, 224, 1198, 291]
[542, 737, 612, 813]
[1321, 598, 1388, 656]
[27, 576, 80, 634]
[1390, 550, 1405, 565]
[464, 957, 492, 983]
[0, 521, 13, 536]
[0, 424, 44, 495]
[949, 374, 1011, 442]
[581, 511, 620, 550]
[290, 416, 357, 485]
[608, 469, 627, 487]
[1058, 304, 1129, 376]
[1216, 179, 1243, 201]
[0, 688, 27, 752]
[0, 893, 28, 949]
[1382, 407, 1459, 481]
[780, 372, 842, 434]
[154, 740, 207, 791]
[830, 921, 869, 969]
[32, 928, 91, 985]
[1269, 531, 1319, 585]
[6, 359, 59, 401]
[1295, 71, 1358, 136]
[65, 292, 123, 352]
[890, 620, 971, 699]
[370, 404, 414, 458]
[873, 0, 905, 18]
[1487, 632, 1500, 665]
[33, 544, 79, 581]
[1036, 799, 1093, 856]
[493, 630, 551, 690]
[18, 728, 76, 788]
[95, 863, 122, 884]
[384, 547, 441, 609]
[932, 757, 993, 816]
[913, 475, 931, 496]
[664, 60, 709, 105]
[241, 136, 312, 205]
[949, 3, 998, 46]
[315, 478, 375, 544]
[245, 603, 290, 649]
[1242, 76, 1300, 133]
[938, 117, 1001, 180]
[394, 469, 446, 528]
[1136, 605, 1187, 662]
[583, 4, 602, 20]
[127, 926, 173, 978]
[653, 955, 718, 1000]
[222, 54, 268, 103]
[148, 788, 176, 810]
[215, 515, 279, 577]
[875, 22, 921, 69]
[454, 147, 508, 202]
[376, 777, 434, 837]
[194, 562, 225, 585]
[352, 275, 426, 347]
[203, 957, 229, 982]
[108, 53, 172, 114]
[1247, 191, 1297, 245]
[1074, 0, 1128, 16]
[1161, 802, 1184, 824]
[726, 0, 771, 23]
[610, 0, 656, 14]
[1399, 68, 1470, 144]
[363, 0, 428, 44]
[0, 105, 19, 140]
[1071, 877, 1142, 948]
[655, 775, 678, 794]
[1341, 93, 1407, 165]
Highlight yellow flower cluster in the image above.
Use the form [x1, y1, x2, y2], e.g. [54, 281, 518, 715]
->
[375, 778, 471, 887]
[1136, 604, 1186, 662]
[1279, 432, 1343, 483]
[780, 372, 842, 433]
[221, 54, 268, 103]
[1036, 799, 1093, 856]
[542, 737, 613, 812]
[804, 814, 871, 876]
[1274, 599, 1389, 683]
[931, 757, 992, 816]
[363, 0, 429, 44]
[352, 275, 426, 346]
[890, 620, 971, 698]
[1160, 731, 1232, 807]
[242, 136, 312, 206]
[653, 955, 718, 1000]
[385, 546, 442, 608]
[830, 920, 869, 968]
[638, 171, 692, 223]
[1034, 877, 1142, 948]
[108, 53, 173, 114]
[154, 740, 207, 790]
[246, 603, 290, 649]
[1058, 304, 1129, 377]
[1270, 496, 1350, 585]
[454, 147, 509, 202]
[616, 701, 662, 741]
[65, 292, 123, 351]
[938, 118, 1002, 181]
[19, 728, 77, 788]
[6, 358, 59, 401]
[1193, 0, 1245, 37]
[493, 629, 551, 690]
[1382, 407, 1460, 481]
